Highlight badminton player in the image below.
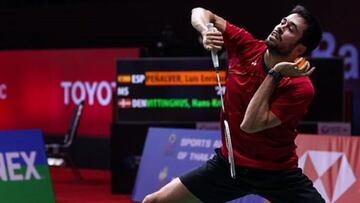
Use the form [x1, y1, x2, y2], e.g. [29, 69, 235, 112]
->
[142, 5, 325, 203]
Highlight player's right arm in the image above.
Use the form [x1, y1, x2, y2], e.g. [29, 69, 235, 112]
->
[191, 7, 225, 51]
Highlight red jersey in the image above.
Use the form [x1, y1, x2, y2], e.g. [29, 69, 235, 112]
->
[220, 22, 315, 170]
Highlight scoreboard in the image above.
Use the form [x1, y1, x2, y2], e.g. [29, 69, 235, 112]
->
[114, 57, 344, 124]
[115, 58, 226, 123]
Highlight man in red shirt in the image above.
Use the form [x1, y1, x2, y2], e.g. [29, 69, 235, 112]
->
[143, 5, 324, 203]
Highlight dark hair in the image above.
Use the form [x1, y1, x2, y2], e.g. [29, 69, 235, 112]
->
[290, 5, 322, 56]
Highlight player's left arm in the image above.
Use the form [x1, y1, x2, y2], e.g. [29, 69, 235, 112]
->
[240, 74, 281, 133]
[240, 60, 314, 133]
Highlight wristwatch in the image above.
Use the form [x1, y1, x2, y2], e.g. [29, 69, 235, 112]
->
[268, 69, 283, 82]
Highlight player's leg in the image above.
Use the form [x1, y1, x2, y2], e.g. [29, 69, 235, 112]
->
[143, 148, 250, 203]
[142, 177, 201, 203]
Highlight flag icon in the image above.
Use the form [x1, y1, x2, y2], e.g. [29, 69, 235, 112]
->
[118, 98, 132, 108]
[117, 75, 131, 83]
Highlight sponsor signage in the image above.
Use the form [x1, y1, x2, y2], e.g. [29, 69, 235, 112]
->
[0, 83, 6, 100]
[133, 128, 360, 203]
[297, 134, 360, 203]
[132, 127, 264, 203]
[317, 122, 351, 135]
[0, 48, 139, 137]
[0, 129, 55, 203]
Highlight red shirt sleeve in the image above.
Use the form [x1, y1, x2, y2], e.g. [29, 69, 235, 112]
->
[223, 22, 254, 46]
[223, 21, 265, 69]
[223, 21, 257, 54]
[270, 77, 315, 123]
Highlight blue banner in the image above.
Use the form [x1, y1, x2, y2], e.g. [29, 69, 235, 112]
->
[132, 127, 264, 203]
[0, 129, 55, 203]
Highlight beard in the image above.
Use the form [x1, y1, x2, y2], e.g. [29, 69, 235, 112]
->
[265, 38, 276, 50]
[265, 38, 292, 57]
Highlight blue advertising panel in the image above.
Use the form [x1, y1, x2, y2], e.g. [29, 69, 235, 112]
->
[0, 129, 55, 203]
[132, 127, 264, 203]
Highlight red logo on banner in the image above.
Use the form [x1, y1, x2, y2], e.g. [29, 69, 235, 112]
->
[299, 151, 356, 202]
[296, 135, 360, 203]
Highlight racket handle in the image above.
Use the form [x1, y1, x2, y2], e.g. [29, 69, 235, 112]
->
[206, 23, 219, 69]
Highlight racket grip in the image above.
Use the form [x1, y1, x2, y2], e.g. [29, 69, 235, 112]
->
[206, 23, 220, 69]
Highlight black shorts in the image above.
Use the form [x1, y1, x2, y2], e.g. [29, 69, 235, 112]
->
[179, 148, 325, 203]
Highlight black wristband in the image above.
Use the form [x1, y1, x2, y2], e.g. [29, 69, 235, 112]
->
[268, 69, 283, 82]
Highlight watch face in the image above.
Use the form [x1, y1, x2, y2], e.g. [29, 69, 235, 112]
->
[269, 69, 282, 81]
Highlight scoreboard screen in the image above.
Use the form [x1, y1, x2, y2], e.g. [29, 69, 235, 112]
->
[114, 57, 344, 124]
[115, 58, 226, 123]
